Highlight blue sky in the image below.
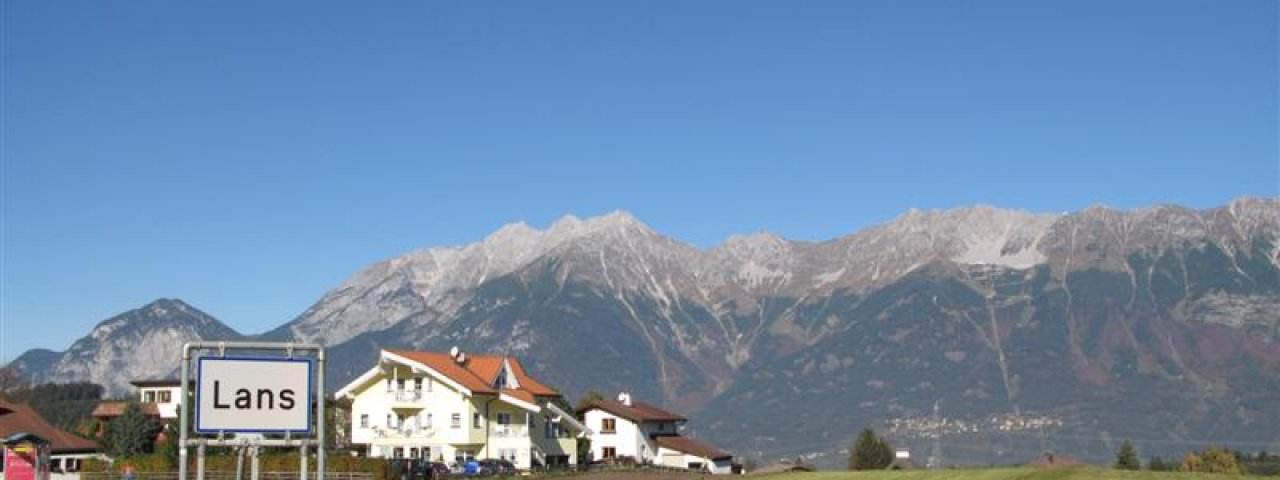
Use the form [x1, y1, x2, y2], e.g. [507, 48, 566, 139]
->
[2, 0, 1277, 359]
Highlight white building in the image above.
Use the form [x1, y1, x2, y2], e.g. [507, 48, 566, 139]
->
[130, 379, 183, 419]
[336, 348, 589, 470]
[578, 393, 733, 474]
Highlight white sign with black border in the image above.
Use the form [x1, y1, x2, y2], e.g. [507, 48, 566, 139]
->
[195, 356, 313, 434]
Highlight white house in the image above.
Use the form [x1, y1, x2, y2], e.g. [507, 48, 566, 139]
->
[130, 379, 183, 419]
[336, 348, 589, 470]
[578, 393, 733, 474]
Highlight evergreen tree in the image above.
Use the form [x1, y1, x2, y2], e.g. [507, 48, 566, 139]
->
[1148, 455, 1169, 471]
[105, 402, 161, 458]
[1114, 441, 1139, 470]
[848, 428, 893, 470]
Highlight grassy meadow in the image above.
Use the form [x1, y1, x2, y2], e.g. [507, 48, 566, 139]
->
[752, 468, 1265, 480]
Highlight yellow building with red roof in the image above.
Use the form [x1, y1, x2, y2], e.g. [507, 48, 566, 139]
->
[335, 348, 588, 470]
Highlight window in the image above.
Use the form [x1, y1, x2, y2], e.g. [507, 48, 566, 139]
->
[601, 418, 616, 434]
[423, 447, 432, 460]
[499, 449, 516, 461]
[360, 414, 369, 428]
[422, 413, 433, 429]
[386, 379, 393, 392]
[602, 447, 617, 460]
[451, 413, 461, 429]
[496, 413, 512, 425]
[473, 413, 482, 428]
[413, 378, 423, 392]
[387, 414, 394, 428]
[144, 391, 156, 403]
[393, 447, 404, 459]
[159, 391, 172, 403]
[396, 378, 406, 391]
[494, 369, 507, 389]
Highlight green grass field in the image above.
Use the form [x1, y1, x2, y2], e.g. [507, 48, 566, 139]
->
[754, 468, 1267, 480]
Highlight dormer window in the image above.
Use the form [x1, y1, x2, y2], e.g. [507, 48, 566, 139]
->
[493, 359, 520, 390]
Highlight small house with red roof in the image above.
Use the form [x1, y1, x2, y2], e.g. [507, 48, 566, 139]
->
[0, 399, 101, 478]
[577, 392, 734, 474]
[335, 348, 590, 470]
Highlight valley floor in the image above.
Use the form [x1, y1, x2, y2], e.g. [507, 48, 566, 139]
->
[569, 469, 1269, 480]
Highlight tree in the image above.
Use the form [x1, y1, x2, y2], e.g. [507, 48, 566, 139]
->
[1200, 446, 1242, 474]
[848, 428, 893, 470]
[574, 391, 605, 412]
[1148, 455, 1170, 471]
[104, 402, 161, 458]
[1179, 446, 1241, 474]
[1178, 451, 1204, 473]
[1114, 441, 1139, 470]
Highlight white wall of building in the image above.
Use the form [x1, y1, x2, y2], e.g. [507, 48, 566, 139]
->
[344, 362, 576, 470]
[137, 386, 182, 419]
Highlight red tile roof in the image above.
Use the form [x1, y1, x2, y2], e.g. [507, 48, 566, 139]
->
[653, 435, 732, 460]
[0, 400, 100, 453]
[90, 401, 161, 419]
[578, 399, 687, 423]
[384, 350, 560, 398]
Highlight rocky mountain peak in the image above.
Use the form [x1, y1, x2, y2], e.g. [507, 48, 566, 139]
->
[16, 299, 242, 396]
[545, 210, 655, 243]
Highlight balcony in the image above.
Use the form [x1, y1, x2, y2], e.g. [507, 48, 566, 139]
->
[373, 426, 436, 439]
[490, 425, 529, 439]
[388, 390, 424, 409]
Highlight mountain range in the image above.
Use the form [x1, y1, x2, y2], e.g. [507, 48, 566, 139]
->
[12, 197, 1280, 466]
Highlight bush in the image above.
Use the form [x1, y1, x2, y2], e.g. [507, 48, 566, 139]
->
[848, 428, 893, 470]
[82, 451, 385, 475]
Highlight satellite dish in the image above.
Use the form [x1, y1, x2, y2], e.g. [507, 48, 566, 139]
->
[450, 346, 460, 359]
[457, 352, 467, 364]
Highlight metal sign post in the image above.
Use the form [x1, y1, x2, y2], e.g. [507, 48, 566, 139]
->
[179, 342, 326, 480]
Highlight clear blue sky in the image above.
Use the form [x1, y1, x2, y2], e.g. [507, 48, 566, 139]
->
[2, 0, 1277, 359]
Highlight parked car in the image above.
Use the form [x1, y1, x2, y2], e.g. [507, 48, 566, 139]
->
[428, 461, 452, 478]
[409, 460, 449, 480]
